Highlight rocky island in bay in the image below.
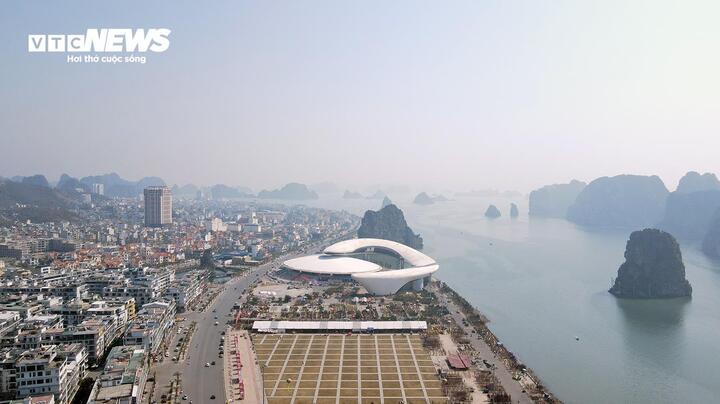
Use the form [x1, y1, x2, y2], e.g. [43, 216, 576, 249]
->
[380, 196, 393, 209]
[210, 183, 253, 199]
[528, 180, 586, 218]
[257, 182, 319, 200]
[357, 204, 423, 249]
[676, 171, 720, 193]
[660, 190, 720, 240]
[342, 190, 364, 199]
[485, 204, 501, 219]
[413, 192, 435, 205]
[660, 171, 720, 240]
[702, 215, 720, 258]
[567, 175, 669, 228]
[366, 190, 387, 199]
[609, 228, 692, 298]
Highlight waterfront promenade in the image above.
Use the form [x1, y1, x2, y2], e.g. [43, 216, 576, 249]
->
[432, 285, 535, 404]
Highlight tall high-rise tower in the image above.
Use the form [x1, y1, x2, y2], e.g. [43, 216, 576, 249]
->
[144, 186, 172, 227]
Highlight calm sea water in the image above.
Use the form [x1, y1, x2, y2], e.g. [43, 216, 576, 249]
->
[304, 195, 720, 404]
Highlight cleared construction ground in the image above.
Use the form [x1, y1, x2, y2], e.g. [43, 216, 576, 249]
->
[255, 333, 449, 404]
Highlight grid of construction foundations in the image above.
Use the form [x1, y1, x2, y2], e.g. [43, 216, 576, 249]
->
[255, 333, 449, 404]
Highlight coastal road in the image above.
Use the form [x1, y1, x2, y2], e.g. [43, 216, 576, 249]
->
[437, 292, 534, 404]
[176, 234, 351, 403]
[180, 273, 263, 402]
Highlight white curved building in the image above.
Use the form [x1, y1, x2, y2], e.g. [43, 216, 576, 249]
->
[282, 255, 382, 275]
[279, 238, 439, 295]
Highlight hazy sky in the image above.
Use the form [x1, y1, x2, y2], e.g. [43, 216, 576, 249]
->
[1, 1, 719, 193]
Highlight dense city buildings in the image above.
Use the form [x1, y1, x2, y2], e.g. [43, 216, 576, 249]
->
[0, 195, 357, 403]
[143, 186, 172, 227]
[0, 186, 546, 403]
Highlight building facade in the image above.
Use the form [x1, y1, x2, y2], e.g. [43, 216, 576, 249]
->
[143, 187, 172, 227]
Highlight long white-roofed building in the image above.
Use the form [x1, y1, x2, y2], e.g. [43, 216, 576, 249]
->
[277, 238, 438, 295]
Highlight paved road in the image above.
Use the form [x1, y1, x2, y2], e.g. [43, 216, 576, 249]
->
[181, 277, 258, 402]
[175, 234, 351, 403]
[436, 291, 533, 404]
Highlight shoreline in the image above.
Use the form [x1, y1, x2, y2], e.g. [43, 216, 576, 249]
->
[435, 281, 561, 403]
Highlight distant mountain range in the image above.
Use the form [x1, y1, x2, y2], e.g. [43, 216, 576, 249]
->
[11, 169, 720, 258]
[0, 172, 168, 222]
[0, 179, 82, 222]
[209, 184, 253, 199]
[0, 180, 76, 209]
[5, 173, 328, 202]
[9, 172, 168, 198]
[526, 171, 720, 260]
[257, 183, 318, 200]
[79, 173, 165, 198]
[20, 175, 51, 188]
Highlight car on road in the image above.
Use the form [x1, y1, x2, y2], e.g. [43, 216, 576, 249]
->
[182, 395, 188, 400]
[214, 321, 219, 326]
[205, 362, 210, 367]
[210, 395, 215, 400]
[211, 361, 216, 365]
